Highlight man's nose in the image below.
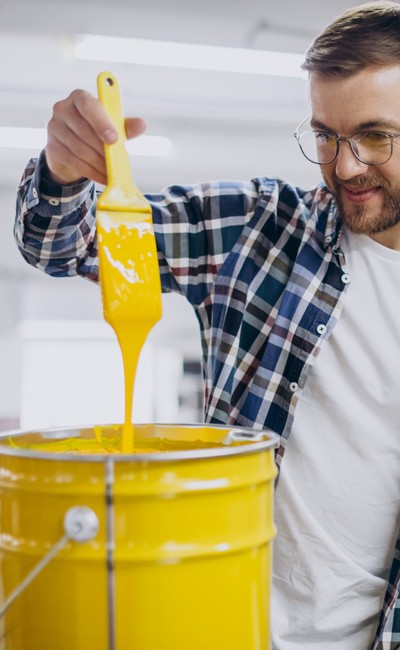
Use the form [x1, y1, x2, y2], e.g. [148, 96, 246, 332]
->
[335, 140, 369, 180]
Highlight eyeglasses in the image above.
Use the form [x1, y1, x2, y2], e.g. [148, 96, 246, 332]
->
[294, 116, 400, 166]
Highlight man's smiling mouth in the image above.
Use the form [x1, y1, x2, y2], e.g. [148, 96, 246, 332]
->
[340, 184, 382, 203]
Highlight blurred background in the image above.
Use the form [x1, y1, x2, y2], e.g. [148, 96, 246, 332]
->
[0, 0, 363, 431]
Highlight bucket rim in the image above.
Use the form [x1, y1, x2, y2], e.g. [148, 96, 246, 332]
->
[0, 423, 280, 463]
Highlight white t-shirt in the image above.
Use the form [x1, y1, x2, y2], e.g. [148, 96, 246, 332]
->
[271, 229, 400, 650]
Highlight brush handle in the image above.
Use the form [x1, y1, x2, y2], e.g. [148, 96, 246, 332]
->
[97, 71, 149, 212]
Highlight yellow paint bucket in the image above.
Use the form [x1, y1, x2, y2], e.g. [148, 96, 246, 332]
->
[0, 424, 278, 650]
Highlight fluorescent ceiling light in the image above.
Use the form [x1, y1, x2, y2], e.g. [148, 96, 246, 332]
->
[0, 127, 172, 157]
[74, 34, 307, 79]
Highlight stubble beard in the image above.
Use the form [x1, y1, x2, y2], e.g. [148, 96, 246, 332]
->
[325, 173, 400, 235]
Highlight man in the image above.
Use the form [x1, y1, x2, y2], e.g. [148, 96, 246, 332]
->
[14, 1, 400, 648]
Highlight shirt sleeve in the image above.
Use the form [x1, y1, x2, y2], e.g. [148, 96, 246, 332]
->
[14, 151, 99, 280]
[15, 154, 262, 305]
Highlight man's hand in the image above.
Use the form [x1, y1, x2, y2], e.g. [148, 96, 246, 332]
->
[44, 89, 147, 186]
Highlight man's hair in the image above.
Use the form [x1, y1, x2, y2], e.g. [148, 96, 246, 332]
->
[302, 1, 400, 77]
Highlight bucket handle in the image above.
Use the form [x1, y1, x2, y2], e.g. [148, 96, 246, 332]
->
[0, 505, 99, 618]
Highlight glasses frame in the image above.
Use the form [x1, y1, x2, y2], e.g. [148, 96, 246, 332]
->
[294, 115, 400, 166]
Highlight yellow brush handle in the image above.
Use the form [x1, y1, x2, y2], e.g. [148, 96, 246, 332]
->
[97, 71, 150, 213]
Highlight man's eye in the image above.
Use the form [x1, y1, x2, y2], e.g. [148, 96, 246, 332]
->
[359, 132, 389, 146]
[315, 132, 334, 145]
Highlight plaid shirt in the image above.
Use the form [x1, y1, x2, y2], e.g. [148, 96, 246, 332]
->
[15, 154, 400, 648]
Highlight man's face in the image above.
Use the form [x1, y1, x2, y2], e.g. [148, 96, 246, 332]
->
[309, 65, 400, 246]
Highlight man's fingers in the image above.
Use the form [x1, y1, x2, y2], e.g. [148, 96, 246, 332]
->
[125, 117, 147, 140]
[70, 89, 118, 144]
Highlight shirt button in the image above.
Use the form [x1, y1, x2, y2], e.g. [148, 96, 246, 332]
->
[32, 188, 38, 198]
[316, 323, 327, 335]
[289, 382, 299, 392]
[341, 272, 351, 284]
[325, 235, 333, 244]
[49, 198, 60, 206]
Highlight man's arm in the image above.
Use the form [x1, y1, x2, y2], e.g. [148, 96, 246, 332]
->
[14, 88, 147, 280]
[15, 150, 262, 308]
[14, 88, 262, 303]
[15, 152, 100, 280]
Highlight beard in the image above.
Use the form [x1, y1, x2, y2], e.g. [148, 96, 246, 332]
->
[324, 172, 400, 235]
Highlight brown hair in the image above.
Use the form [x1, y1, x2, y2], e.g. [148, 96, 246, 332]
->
[302, 1, 400, 77]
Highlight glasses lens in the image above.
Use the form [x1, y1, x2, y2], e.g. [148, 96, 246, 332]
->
[297, 131, 337, 164]
[354, 132, 392, 165]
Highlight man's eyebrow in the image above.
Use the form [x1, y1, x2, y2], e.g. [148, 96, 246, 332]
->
[310, 119, 333, 131]
[310, 118, 400, 132]
[355, 119, 400, 131]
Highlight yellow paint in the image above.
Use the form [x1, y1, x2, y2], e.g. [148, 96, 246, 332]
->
[8, 424, 228, 455]
[96, 71, 162, 453]
[0, 424, 278, 650]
